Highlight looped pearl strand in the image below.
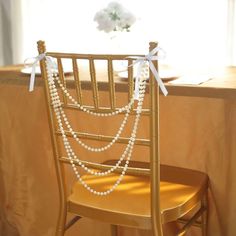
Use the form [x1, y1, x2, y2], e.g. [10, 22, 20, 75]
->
[51, 73, 136, 152]
[60, 95, 143, 195]
[57, 101, 131, 152]
[48, 75, 147, 177]
[50, 89, 143, 194]
[59, 77, 146, 177]
[53, 75, 134, 117]
[51, 72, 147, 153]
[46, 60, 148, 195]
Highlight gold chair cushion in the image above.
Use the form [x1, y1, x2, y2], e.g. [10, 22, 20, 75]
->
[68, 164, 208, 229]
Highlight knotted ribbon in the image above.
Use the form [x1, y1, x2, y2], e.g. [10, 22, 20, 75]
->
[129, 46, 168, 100]
[24, 53, 45, 92]
[25, 53, 56, 92]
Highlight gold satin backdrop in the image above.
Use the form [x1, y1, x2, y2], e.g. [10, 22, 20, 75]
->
[1, 82, 235, 236]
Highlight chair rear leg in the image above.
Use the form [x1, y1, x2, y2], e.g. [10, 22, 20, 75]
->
[111, 224, 118, 236]
[65, 216, 82, 231]
[201, 194, 208, 236]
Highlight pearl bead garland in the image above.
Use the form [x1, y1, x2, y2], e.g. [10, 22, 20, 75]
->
[54, 75, 134, 117]
[46, 58, 148, 195]
[58, 102, 131, 152]
[50, 75, 146, 177]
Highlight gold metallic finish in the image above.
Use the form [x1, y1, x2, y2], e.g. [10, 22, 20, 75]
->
[178, 207, 206, 235]
[47, 52, 144, 59]
[38, 40, 209, 236]
[64, 216, 81, 231]
[38, 41, 67, 236]
[72, 58, 83, 104]
[89, 59, 99, 110]
[57, 58, 67, 105]
[111, 224, 118, 236]
[127, 59, 134, 105]
[107, 59, 116, 110]
[59, 157, 150, 176]
[149, 42, 163, 236]
[55, 130, 150, 146]
[61, 103, 151, 115]
[201, 193, 208, 236]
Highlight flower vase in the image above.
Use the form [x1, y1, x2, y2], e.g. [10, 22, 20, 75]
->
[107, 32, 132, 72]
[108, 31, 131, 54]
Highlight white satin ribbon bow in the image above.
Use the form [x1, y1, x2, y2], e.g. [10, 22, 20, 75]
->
[25, 53, 56, 92]
[129, 46, 168, 100]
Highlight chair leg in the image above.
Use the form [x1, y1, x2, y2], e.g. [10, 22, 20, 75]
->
[65, 216, 82, 231]
[55, 205, 67, 236]
[201, 194, 208, 236]
[111, 224, 118, 236]
[56, 217, 67, 236]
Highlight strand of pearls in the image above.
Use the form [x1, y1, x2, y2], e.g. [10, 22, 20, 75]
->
[54, 75, 134, 117]
[62, 81, 145, 195]
[59, 75, 147, 177]
[49, 83, 143, 194]
[57, 103, 131, 152]
[62, 129, 133, 176]
[46, 59, 148, 195]
[48, 72, 146, 177]
[51, 72, 134, 152]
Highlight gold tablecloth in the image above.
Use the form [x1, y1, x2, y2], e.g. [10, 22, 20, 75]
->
[1, 78, 236, 235]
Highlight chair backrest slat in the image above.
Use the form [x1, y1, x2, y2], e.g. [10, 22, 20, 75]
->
[89, 59, 99, 110]
[72, 58, 83, 104]
[62, 104, 151, 115]
[57, 58, 67, 105]
[47, 52, 144, 59]
[55, 130, 150, 146]
[107, 58, 116, 110]
[128, 59, 134, 110]
[59, 157, 150, 176]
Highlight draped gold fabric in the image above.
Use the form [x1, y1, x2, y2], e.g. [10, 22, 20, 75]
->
[0, 78, 236, 235]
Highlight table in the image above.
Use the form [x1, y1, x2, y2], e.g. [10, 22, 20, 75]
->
[1, 65, 236, 236]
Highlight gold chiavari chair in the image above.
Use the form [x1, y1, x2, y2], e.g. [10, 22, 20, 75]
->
[37, 40, 208, 236]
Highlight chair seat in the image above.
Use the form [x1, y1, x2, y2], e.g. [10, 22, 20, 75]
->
[68, 164, 208, 229]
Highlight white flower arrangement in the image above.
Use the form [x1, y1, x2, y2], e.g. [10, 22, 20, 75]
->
[94, 2, 136, 33]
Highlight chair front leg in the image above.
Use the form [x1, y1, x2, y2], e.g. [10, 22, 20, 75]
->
[111, 224, 118, 236]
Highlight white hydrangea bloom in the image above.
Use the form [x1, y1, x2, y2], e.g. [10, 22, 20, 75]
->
[106, 1, 124, 14]
[94, 10, 116, 33]
[94, 1, 136, 33]
[117, 11, 136, 31]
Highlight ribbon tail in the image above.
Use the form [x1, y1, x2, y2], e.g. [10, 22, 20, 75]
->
[149, 62, 168, 96]
[29, 65, 36, 92]
[27, 53, 46, 92]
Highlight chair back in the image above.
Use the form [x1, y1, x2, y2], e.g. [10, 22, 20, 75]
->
[38, 40, 162, 234]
